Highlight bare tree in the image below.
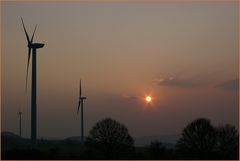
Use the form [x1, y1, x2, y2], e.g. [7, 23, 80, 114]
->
[86, 118, 134, 159]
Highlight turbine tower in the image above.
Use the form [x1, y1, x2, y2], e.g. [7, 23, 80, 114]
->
[77, 80, 87, 144]
[18, 110, 22, 137]
[21, 18, 45, 145]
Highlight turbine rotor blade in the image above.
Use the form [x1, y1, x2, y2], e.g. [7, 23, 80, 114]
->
[21, 17, 30, 44]
[77, 100, 81, 114]
[80, 80, 82, 97]
[25, 48, 31, 93]
[30, 24, 37, 43]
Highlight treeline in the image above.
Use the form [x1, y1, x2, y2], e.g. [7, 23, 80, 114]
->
[2, 118, 239, 160]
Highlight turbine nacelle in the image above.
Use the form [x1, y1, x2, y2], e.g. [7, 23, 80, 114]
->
[28, 43, 45, 49]
[80, 96, 87, 100]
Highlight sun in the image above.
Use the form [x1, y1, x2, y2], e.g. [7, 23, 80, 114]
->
[145, 96, 152, 103]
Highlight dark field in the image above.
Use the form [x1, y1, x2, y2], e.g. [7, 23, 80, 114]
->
[2, 134, 174, 160]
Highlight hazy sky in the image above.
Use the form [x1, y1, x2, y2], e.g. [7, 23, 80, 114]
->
[2, 2, 238, 139]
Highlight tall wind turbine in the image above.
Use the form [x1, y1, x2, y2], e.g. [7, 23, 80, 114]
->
[21, 18, 45, 145]
[18, 110, 22, 137]
[77, 80, 87, 144]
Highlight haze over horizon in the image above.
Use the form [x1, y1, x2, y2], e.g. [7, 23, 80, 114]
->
[2, 2, 238, 140]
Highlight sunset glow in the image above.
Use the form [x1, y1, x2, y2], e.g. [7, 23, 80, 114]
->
[2, 2, 237, 149]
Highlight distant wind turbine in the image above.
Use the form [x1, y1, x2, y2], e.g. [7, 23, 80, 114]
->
[77, 80, 87, 144]
[21, 18, 45, 145]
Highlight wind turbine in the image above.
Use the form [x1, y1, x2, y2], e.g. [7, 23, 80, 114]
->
[21, 18, 45, 145]
[77, 80, 87, 144]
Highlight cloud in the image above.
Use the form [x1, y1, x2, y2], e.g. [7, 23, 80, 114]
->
[122, 95, 139, 100]
[216, 79, 239, 91]
[154, 77, 199, 88]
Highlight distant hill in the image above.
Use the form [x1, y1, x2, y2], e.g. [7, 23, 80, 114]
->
[64, 136, 82, 141]
[65, 135, 178, 149]
[2, 131, 178, 149]
[1, 131, 30, 150]
[2, 131, 20, 137]
[134, 135, 179, 148]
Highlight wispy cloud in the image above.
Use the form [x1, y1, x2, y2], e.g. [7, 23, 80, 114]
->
[216, 79, 239, 91]
[154, 77, 199, 88]
[122, 95, 139, 100]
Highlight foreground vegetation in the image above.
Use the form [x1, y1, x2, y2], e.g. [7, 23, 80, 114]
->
[2, 118, 239, 160]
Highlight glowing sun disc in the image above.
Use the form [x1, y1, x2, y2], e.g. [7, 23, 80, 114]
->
[146, 96, 152, 102]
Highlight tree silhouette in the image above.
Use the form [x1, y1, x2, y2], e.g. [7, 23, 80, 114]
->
[216, 124, 239, 159]
[176, 118, 217, 159]
[86, 118, 134, 159]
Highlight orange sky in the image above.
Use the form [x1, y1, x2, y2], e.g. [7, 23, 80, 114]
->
[2, 2, 238, 139]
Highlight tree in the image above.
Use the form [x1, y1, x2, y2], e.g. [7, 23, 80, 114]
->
[176, 118, 217, 159]
[216, 124, 239, 159]
[86, 118, 134, 159]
